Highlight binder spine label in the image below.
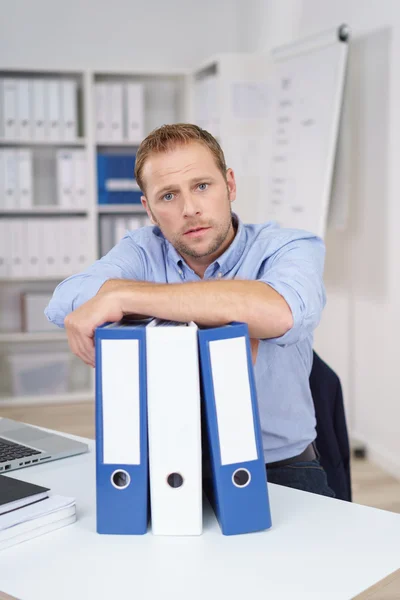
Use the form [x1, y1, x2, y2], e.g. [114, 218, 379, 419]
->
[210, 336, 258, 465]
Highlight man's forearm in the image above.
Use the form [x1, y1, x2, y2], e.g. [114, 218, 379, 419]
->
[100, 279, 293, 339]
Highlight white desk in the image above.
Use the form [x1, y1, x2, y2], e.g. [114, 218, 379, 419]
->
[1, 433, 400, 600]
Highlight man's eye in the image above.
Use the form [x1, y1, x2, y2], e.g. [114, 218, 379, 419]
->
[163, 193, 174, 201]
[198, 183, 208, 191]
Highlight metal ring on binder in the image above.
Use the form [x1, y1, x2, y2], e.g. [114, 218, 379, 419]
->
[232, 468, 251, 488]
[111, 469, 131, 490]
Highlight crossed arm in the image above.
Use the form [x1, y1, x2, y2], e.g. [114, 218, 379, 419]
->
[64, 278, 293, 367]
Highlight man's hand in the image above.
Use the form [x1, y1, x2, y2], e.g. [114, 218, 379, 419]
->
[64, 292, 124, 367]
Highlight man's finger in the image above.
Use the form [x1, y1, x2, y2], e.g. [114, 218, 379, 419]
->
[80, 334, 95, 367]
[66, 330, 80, 360]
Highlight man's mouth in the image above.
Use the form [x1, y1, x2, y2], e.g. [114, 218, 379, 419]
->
[184, 226, 210, 237]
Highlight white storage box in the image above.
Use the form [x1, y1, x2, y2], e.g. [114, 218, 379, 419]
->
[8, 352, 70, 396]
[21, 292, 55, 333]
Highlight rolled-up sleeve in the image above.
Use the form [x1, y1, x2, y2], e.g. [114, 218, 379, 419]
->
[258, 233, 326, 346]
[44, 235, 146, 328]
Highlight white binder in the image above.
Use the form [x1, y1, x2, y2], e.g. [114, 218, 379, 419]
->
[35, 219, 47, 277]
[73, 150, 87, 209]
[61, 80, 77, 141]
[56, 150, 74, 208]
[109, 83, 124, 142]
[42, 218, 59, 277]
[76, 218, 90, 272]
[52, 218, 64, 277]
[3, 150, 18, 210]
[127, 216, 142, 231]
[17, 149, 33, 209]
[114, 217, 128, 244]
[46, 80, 61, 141]
[99, 216, 114, 256]
[146, 320, 202, 536]
[9, 219, 27, 278]
[0, 220, 8, 277]
[26, 219, 41, 278]
[1, 78, 17, 140]
[55, 219, 66, 277]
[126, 82, 144, 143]
[32, 79, 46, 141]
[0, 150, 4, 210]
[17, 79, 32, 140]
[95, 83, 109, 142]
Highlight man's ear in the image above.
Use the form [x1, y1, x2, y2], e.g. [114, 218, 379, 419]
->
[226, 168, 236, 203]
[141, 196, 157, 225]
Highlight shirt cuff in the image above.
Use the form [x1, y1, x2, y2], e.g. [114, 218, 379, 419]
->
[44, 308, 67, 329]
[44, 275, 112, 329]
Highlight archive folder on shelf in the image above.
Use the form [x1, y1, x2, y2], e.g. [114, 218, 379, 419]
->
[146, 320, 202, 536]
[95, 318, 150, 535]
[97, 153, 142, 205]
[198, 322, 272, 536]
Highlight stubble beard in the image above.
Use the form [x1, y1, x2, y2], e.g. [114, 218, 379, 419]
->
[173, 209, 233, 259]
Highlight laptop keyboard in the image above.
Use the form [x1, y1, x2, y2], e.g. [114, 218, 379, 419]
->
[0, 437, 42, 463]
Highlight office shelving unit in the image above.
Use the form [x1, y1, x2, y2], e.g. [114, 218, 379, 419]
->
[0, 66, 190, 406]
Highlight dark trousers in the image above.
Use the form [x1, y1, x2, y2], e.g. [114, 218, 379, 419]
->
[266, 458, 336, 498]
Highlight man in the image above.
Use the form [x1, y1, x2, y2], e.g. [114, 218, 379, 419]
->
[45, 123, 334, 497]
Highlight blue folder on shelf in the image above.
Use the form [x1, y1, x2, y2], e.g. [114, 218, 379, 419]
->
[97, 153, 142, 204]
[198, 322, 272, 536]
[95, 318, 150, 535]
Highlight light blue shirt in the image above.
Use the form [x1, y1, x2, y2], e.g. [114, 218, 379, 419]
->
[45, 215, 326, 463]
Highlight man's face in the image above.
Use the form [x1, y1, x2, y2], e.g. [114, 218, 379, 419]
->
[140, 142, 236, 269]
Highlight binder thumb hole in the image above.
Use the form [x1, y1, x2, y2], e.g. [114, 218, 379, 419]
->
[167, 473, 184, 489]
[232, 468, 251, 488]
[111, 469, 131, 490]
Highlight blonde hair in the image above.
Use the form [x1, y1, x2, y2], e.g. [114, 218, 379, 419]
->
[134, 123, 227, 193]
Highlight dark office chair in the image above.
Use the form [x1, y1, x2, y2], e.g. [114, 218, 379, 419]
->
[309, 351, 352, 502]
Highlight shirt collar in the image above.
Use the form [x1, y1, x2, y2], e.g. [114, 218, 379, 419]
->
[155, 213, 247, 277]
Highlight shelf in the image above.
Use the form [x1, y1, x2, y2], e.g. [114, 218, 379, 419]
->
[96, 140, 140, 147]
[0, 138, 87, 147]
[0, 208, 88, 216]
[94, 68, 188, 77]
[0, 331, 66, 343]
[0, 390, 94, 407]
[0, 275, 67, 282]
[97, 204, 145, 214]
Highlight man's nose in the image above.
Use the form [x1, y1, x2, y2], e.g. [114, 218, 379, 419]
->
[182, 192, 201, 217]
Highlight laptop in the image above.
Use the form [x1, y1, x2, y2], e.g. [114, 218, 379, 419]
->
[0, 418, 89, 474]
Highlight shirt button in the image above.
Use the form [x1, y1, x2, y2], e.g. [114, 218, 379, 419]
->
[178, 269, 183, 276]
[218, 272, 223, 278]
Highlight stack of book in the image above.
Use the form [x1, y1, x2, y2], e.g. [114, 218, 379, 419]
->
[0, 475, 76, 551]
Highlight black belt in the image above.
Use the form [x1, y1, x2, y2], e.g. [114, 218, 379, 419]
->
[266, 442, 319, 469]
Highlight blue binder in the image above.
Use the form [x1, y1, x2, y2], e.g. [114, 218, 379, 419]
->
[95, 318, 149, 534]
[97, 153, 142, 204]
[198, 323, 272, 535]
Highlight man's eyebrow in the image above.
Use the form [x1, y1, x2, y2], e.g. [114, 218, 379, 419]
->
[154, 176, 215, 197]
[154, 184, 178, 197]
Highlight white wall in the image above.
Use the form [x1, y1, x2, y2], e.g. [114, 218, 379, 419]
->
[248, 0, 400, 477]
[243, 0, 303, 53]
[0, 0, 247, 70]
[300, 1, 400, 479]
